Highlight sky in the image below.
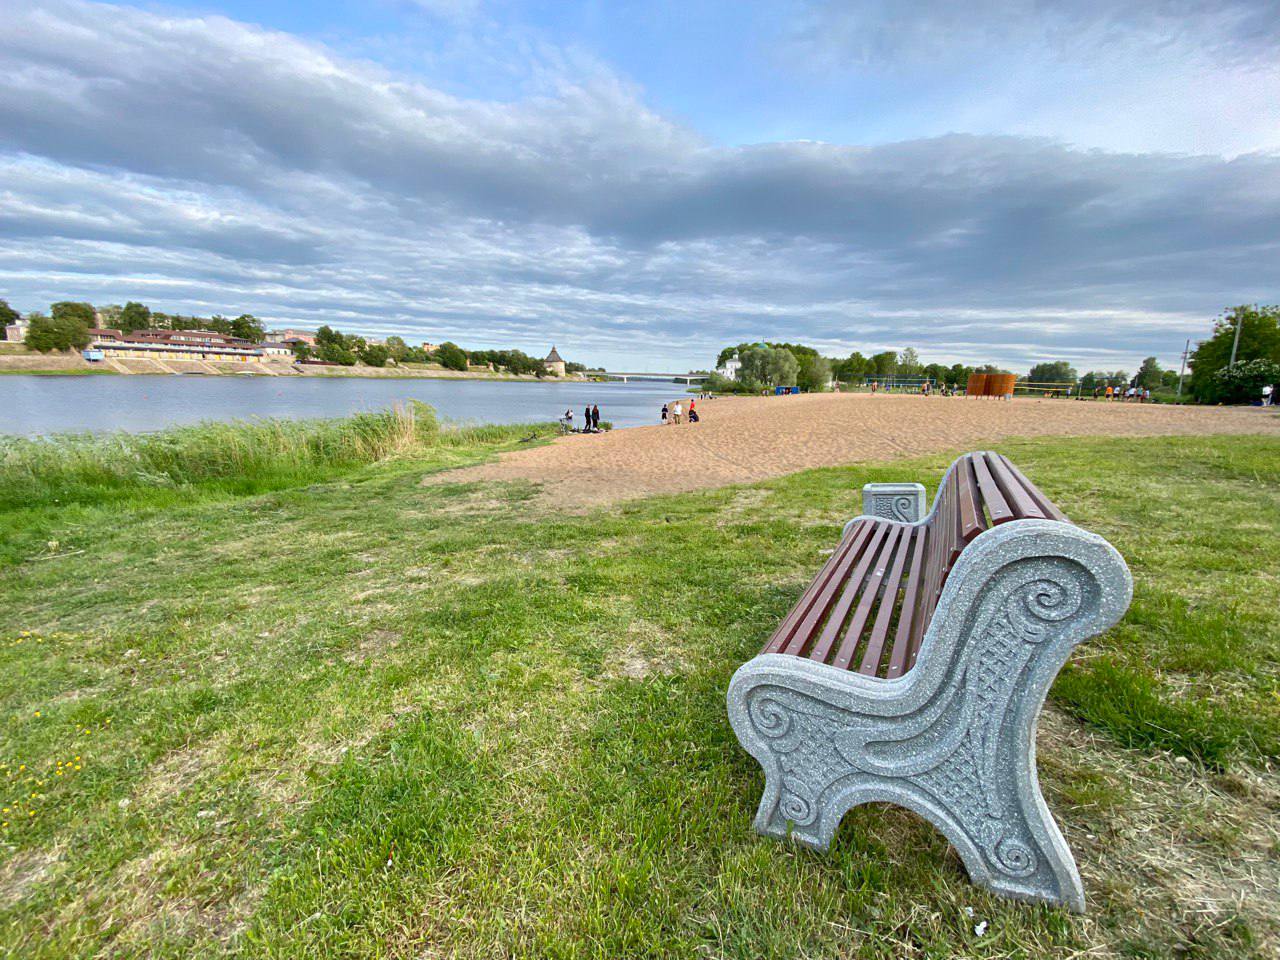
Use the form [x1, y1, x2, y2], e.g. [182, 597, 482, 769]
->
[1, 1, 1278, 373]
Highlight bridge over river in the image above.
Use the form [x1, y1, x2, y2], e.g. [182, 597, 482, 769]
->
[599, 371, 709, 384]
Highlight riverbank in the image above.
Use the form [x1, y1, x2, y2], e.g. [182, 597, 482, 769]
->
[428, 390, 1280, 506]
[0, 349, 589, 381]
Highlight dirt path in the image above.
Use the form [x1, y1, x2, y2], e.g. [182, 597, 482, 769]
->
[427, 393, 1280, 506]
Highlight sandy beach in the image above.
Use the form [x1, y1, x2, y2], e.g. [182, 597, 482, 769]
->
[428, 392, 1280, 506]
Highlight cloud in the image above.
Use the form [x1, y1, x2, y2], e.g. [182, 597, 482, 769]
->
[787, 0, 1280, 156]
[0, 0, 1276, 372]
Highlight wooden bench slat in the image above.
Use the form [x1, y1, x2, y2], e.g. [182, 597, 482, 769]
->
[955, 455, 987, 542]
[762, 521, 869, 655]
[831, 523, 905, 670]
[888, 525, 928, 678]
[996, 453, 1069, 522]
[808, 522, 894, 664]
[971, 452, 1014, 523]
[986, 452, 1047, 520]
[777, 521, 878, 656]
[858, 523, 914, 676]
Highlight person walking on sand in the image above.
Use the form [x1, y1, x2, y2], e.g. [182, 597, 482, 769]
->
[1105, 385, 1113, 401]
[584, 404, 591, 431]
[661, 403, 669, 424]
[591, 404, 600, 430]
[672, 400, 682, 424]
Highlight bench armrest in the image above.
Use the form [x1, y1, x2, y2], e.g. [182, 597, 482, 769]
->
[861, 482, 926, 522]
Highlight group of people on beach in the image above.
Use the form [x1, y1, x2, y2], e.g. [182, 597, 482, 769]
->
[1092, 385, 1152, 401]
[660, 398, 700, 425]
[561, 404, 602, 433]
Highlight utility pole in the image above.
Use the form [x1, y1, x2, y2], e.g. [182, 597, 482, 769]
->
[1176, 338, 1192, 401]
[1230, 313, 1243, 366]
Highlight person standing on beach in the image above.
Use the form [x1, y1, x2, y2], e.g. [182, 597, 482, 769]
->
[672, 400, 682, 424]
[591, 404, 600, 430]
[661, 403, 668, 424]
[584, 405, 591, 431]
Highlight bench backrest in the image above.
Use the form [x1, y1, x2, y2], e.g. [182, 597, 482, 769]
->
[908, 452, 1068, 666]
[762, 452, 1069, 679]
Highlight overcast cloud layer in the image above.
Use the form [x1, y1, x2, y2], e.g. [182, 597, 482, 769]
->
[1, 0, 1278, 371]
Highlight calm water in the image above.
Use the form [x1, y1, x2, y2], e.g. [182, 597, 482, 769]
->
[1, 375, 693, 436]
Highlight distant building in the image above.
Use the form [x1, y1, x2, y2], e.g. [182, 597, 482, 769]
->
[259, 341, 295, 357]
[87, 328, 264, 362]
[4, 318, 28, 342]
[717, 357, 742, 380]
[420, 341, 439, 352]
[544, 345, 566, 377]
[270, 328, 317, 345]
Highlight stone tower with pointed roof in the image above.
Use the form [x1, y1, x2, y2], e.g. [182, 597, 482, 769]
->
[544, 345, 566, 377]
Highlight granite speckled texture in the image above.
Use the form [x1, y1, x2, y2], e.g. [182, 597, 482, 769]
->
[727, 517, 1132, 912]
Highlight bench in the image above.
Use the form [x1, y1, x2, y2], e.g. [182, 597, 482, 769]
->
[726, 452, 1132, 911]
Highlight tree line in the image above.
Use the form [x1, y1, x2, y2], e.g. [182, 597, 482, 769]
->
[709, 305, 1280, 404]
[1, 298, 590, 376]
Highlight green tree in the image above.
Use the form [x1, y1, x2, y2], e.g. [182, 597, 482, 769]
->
[435, 341, 469, 371]
[317, 342, 357, 365]
[119, 301, 152, 333]
[1189, 305, 1280, 403]
[26, 311, 91, 352]
[833, 351, 868, 383]
[766, 347, 799, 387]
[0, 299, 20, 337]
[1027, 361, 1077, 384]
[796, 353, 832, 392]
[291, 341, 312, 361]
[359, 343, 390, 367]
[315, 325, 343, 347]
[736, 345, 771, 388]
[897, 347, 922, 376]
[870, 351, 897, 378]
[1213, 359, 1280, 405]
[385, 336, 409, 362]
[231, 314, 265, 342]
[50, 301, 95, 327]
[1135, 357, 1164, 390]
[948, 363, 972, 388]
[922, 363, 948, 386]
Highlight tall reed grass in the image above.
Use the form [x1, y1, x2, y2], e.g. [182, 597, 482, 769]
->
[1, 402, 550, 510]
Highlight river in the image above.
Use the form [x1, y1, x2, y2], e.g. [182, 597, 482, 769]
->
[0, 375, 694, 436]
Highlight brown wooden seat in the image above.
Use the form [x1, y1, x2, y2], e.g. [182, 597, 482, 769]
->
[761, 452, 1069, 680]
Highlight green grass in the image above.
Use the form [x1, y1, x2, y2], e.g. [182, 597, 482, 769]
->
[0, 430, 1276, 958]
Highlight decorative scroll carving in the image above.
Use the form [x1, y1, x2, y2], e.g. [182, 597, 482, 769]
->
[869, 494, 918, 522]
[861, 483, 925, 523]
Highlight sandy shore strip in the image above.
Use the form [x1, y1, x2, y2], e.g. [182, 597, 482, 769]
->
[426, 393, 1280, 506]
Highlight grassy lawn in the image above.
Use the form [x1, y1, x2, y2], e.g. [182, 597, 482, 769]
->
[1, 429, 1277, 958]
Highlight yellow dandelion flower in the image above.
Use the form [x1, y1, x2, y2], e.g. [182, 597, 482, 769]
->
[33, 711, 40, 717]
[74, 765, 81, 771]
